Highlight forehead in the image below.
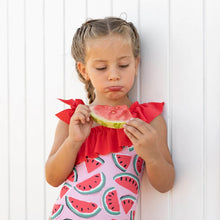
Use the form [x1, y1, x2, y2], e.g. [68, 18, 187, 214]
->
[85, 34, 133, 60]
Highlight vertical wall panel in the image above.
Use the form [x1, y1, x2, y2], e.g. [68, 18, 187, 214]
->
[65, 0, 87, 101]
[206, 0, 220, 219]
[25, 0, 44, 219]
[171, 0, 204, 219]
[139, 0, 170, 219]
[44, 0, 65, 217]
[8, 0, 26, 218]
[0, 0, 9, 219]
[87, 0, 112, 18]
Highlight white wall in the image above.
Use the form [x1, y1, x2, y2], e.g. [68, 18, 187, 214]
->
[0, 0, 220, 219]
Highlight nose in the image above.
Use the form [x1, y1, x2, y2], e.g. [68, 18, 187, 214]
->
[108, 69, 120, 81]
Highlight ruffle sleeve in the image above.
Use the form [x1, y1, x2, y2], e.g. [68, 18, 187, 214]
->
[55, 99, 164, 165]
[55, 98, 85, 124]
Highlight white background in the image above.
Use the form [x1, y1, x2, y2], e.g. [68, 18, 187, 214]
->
[0, 0, 220, 219]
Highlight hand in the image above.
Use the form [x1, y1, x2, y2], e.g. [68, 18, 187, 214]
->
[68, 104, 93, 144]
[123, 118, 160, 161]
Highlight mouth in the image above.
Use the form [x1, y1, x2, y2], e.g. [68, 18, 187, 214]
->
[107, 86, 123, 91]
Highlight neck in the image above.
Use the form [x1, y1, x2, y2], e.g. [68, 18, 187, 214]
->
[91, 96, 133, 107]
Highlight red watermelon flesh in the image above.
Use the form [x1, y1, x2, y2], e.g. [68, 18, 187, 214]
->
[74, 172, 105, 194]
[60, 183, 71, 199]
[133, 155, 144, 176]
[102, 187, 120, 215]
[90, 105, 132, 129]
[112, 154, 131, 172]
[85, 157, 104, 173]
[113, 173, 140, 194]
[120, 195, 136, 214]
[51, 204, 63, 219]
[66, 196, 101, 218]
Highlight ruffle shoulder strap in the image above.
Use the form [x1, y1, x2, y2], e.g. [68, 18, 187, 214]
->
[55, 98, 85, 124]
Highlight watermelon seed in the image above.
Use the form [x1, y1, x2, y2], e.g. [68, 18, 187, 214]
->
[96, 162, 99, 165]
[81, 208, 83, 211]
[92, 203, 95, 207]
[111, 192, 115, 195]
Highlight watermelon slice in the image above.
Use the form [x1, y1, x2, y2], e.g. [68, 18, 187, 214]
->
[67, 168, 78, 182]
[102, 187, 120, 215]
[85, 157, 104, 173]
[66, 196, 101, 218]
[90, 104, 132, 129]
[60, 182, 71, 199]
[133, 155, 144, 176]
[113, 173, 140, 194]
[120, 195, 136, 214]
[74, 172, 105, 194]
[51, 204, 63, 219]
[112, 154, 131, 172]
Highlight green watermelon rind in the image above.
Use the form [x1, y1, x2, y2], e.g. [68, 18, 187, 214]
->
[133, 155, 144, 176]
[112, 154, 127, 172]
[67, 168, 78, 182]
[51, 204, 64, 220]
[74, 172, 106, 195]
[113, 173, 140, 194]
[90, 111, 127, 129]
[65, 196, 101, 218]
[120, 195, 136, 202]
[102, 187, 120, 215]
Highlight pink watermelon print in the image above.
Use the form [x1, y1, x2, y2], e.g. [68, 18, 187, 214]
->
[60, 183, 71, 199]
[51, 204, 63, 219]
[102, 187, 120, 215]
[50, 147, 144, 219]
[133, 155, 144, 176]
[112, 154, 131, 172]
[113, 173, 140, 194]
[67, 168, 78, 182]
[120, 195, 136, 214]
[85, 157, 104, 173]
[74, 172, 106, 194]
[66, 196, 101, 218]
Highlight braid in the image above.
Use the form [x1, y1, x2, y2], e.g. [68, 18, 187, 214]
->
[85, 80, 95, 104]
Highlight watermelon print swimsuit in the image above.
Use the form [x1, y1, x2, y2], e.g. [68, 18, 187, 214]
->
[50, 99, 164, 220]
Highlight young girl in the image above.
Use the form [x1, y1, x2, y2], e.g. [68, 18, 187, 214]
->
[45, 17, 175, 220]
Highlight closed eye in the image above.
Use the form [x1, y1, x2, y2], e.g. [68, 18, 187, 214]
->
[96, 67, 107, 71]
[119, 64, 129, 68]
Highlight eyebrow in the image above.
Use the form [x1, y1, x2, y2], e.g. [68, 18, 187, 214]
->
[93, 56, 131, 62]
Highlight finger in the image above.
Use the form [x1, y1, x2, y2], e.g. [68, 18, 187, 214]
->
[74, 112, 88, 124]
[124, 127, 137, 144]
[126, 118, 152, 133]
[123, 124, 142, 140]
[75, 107, 91, 121]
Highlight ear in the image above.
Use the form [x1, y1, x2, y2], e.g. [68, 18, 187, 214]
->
[77, 62, 90, 81]
[134, 56, 140, 76]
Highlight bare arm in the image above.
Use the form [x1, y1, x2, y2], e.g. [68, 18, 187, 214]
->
[45, 104, 92, 187]
[124, 115, 175, 193]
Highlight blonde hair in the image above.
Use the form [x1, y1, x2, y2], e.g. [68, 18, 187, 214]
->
[71, 17, 140, 104]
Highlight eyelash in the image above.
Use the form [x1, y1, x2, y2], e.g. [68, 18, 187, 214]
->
[96, 64, 129, 71]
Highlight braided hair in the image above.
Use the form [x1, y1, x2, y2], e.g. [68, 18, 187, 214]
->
[71, 17, 140, 104]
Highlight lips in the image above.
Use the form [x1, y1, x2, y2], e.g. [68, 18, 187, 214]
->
[107, 86, 123, 91]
